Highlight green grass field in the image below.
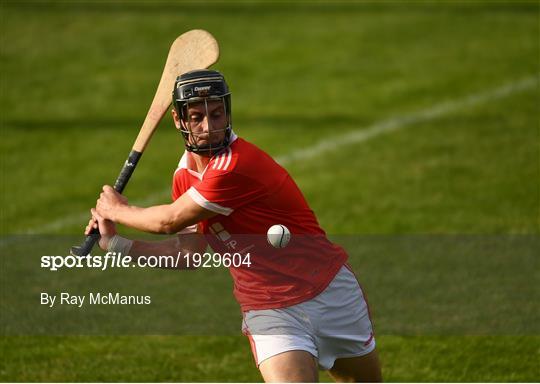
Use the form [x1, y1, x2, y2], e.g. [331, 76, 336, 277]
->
[1, 1, 539, 382]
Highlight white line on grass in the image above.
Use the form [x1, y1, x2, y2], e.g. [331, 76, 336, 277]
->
[23, 75, 539, 234]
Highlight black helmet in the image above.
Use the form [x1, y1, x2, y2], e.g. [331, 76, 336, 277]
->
[172, 69, 232, 155]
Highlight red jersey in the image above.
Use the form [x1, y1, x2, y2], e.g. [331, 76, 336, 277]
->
[172, 135, 348, 311]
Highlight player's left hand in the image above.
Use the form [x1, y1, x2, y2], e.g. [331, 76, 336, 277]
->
[96, 185, 128, 220]
[86, 209, 117, 250]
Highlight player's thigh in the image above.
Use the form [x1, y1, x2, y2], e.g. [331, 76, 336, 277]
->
[259, 350, 319, 383]
[328, 349, 382, 383]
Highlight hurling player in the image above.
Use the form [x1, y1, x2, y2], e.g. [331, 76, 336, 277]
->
[87, 70, 382, 382]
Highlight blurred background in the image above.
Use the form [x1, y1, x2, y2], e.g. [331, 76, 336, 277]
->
[1, 1, 538, 381]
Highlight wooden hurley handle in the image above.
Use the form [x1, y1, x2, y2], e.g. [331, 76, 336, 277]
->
[71, 30, 219, 256]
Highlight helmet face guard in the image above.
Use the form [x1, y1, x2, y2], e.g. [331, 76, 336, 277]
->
[173, 70, 232, 156]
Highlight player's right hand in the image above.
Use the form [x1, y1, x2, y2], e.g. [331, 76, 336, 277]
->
[85, 208, 117, 250]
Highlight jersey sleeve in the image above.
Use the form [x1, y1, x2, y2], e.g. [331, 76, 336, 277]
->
[172, 151, 190, 201]
[172, 171, 182, 201]
[187, 170, 266, 216]
[171, 168, 198, 234]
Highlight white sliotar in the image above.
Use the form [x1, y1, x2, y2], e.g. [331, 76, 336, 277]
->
[267, 224, 291, 248]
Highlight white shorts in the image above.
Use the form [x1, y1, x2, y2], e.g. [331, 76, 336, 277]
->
[242, 265, 376, 370]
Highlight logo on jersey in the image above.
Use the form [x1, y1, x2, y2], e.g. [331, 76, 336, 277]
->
[210, 222, 231, 242]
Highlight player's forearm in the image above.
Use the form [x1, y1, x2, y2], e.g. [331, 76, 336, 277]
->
[127, 236, 207, 269]
[129, 238, 178, 261]
[113, 204, 193, 234]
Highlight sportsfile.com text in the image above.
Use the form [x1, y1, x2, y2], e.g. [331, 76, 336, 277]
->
[40, 252, 252, 271]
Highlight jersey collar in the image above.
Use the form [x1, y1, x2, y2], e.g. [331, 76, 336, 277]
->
[178, 131, 238, 179]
